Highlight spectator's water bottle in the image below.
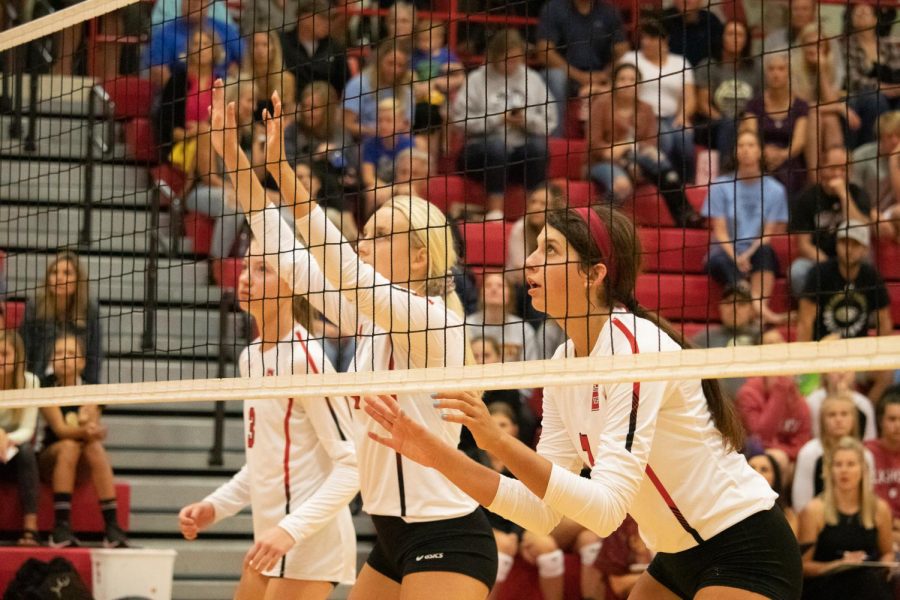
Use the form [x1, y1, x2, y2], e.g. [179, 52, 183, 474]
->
[329, 150, 347, 171]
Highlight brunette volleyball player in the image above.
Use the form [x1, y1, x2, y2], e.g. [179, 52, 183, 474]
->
[366, 205, 804, 599]
[178, 240, 358, 600]
[207, 82, 497, 599]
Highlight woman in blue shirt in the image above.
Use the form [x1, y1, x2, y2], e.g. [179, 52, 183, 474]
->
[703, 130, 789, 324]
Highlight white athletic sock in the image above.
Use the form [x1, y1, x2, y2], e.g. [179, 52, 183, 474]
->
[536, 549, 565, 578]
[496, 552, 514, 583]
[579, 541, 602, 566]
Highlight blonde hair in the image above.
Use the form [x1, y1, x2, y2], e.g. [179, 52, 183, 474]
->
[189, 26, 225, 68]
[299, 80, 341, 140]
[224, 77, 256, 138]
[822, 436, 877, 528]
[363, 38, 412, 93]
[36, 251, 90, 327]
[0, 330, 27, 426]
[819, 393, 860, 455]
[877, 111, 900, 137]
[791, 23, 835, 101]
[241, 30, 296, 112]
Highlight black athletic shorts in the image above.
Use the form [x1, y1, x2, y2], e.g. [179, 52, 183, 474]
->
[367, 508, 498, 589]
[647, 505, 802, 599]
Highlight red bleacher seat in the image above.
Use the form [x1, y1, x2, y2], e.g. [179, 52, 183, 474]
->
[504, 186, 528, 221]
[876, 239, 900, 282]
[0, 249, 5, 273]
[768, 234, 798, 271]
[639, 227, 709, 274]
[888, 284, 900, 327]
[495, 554, 581, 600]
[124, 117, 157, 163]
[637, 274, 719, 322]
[0, 481, 130, 533]
[626, 184, 675, 227]
[684, 185, 709, 212]
[0, 547, 93, 593]
[212, 258, 242, 290]
[149, 164, 187, 209]
[102, 76, 154, 120]
[183, 212, 214, 256]
[460, 221, 514, 267]
[3, 300, 25, 330]
[547, 138, 588, 180]
[424, 175, 486, 214]
[554, 179, 596, 208]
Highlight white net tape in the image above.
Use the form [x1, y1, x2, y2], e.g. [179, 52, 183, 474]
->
[1, 336, 897, 409]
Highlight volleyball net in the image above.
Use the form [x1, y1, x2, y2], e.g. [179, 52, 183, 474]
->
[0, 0, 899, 416]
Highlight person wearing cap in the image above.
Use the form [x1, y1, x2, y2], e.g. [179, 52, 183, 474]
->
[280, 0, 350, 98]
[790, 145, 874, 298]
[798, 219, 893, 401]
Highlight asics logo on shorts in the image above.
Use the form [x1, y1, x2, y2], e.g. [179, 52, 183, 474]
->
[415, 553, 444, 561]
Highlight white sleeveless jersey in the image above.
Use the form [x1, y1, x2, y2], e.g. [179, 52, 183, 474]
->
[250, 205, 478, 522]
[204, 324, 358, 583]
[489, 309, 776, 553]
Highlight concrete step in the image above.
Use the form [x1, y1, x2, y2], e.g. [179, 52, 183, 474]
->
[108, 448, 245, 471]
[103, 357, 237, 384]
[0, 74, 101, 117]
[0, 159, 149, 206]
[104, 415, 244, 452]
[105, 400, 244, 415]
[171, 580, 352, 600]
[0, 115, 128, 161]
[130, 512, 253, 536]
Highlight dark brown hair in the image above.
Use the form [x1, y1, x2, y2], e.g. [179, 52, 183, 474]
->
[545, 206, 745, 451]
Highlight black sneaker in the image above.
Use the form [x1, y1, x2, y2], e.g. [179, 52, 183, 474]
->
[103, 523, 131, 548]
[48, 522, 81, 548]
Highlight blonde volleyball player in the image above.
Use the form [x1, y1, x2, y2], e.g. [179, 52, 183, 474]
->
[366, 206, 804, 599]
[177, 240, 358, 600]
[207, 82, 497, 600]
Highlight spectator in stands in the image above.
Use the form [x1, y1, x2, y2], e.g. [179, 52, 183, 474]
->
[588, 62, 702, 227]
[453, 29, 555, 220]
[743, 51, 809, 196]
[693, 19, 760, 159]
[852, 111, 900, 242]
[663, 0, 724, 67]
[793, 394, 875, 513]
[792, 24, 852, 173]
[385, 1, 415, 41]
[594, 515, 653, 600]
[343, 38, 413, 141]
[535, 0, 628, 137]
[151, 0, 236, 31]
[21, 251, 101, 384]
[619, 19, 696, 183]
[0, 330, 40, 545]
[38, 333, 129, 548]
[703, 130, 789, 324]
[865, 385, 900, 542]
[144, 0, 243, 88]
[797, 220, 893, 401]
[799, 436, 893, 600]
[790, 146, 873, 297]
[243, 31, 296, 118]
[807, 371, 878, 442]
[843, 2, 899, 146]
[411, 19, 464, 154]
[385, 147, 430, 203]
[477, 403, 601, 600]
[361, 98, 415, 215]
[748, 452, 798, 535]
[764, 0, 845, 89]
[470, 337, 536, 447]
[280, 0, 349, 97]
[467, 272, 539, 363]
[690, 282, 761, 399]
[738, 375, 812, 467]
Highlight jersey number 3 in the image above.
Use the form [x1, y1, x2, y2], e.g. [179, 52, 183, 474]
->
[579, 433, 595, 467]
[247, 407, 256, 449]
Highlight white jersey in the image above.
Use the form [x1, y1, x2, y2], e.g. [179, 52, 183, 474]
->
[489, 308, 776, 554]
[250, 205, 478, 522]
[204, 324, 358, 583]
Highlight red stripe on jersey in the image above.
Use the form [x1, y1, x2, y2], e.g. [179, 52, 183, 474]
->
[611, 318, 640, 453]
[294, 330, 320, 374]
[645, 465, 703, 545]
[282, 398, 294, 514]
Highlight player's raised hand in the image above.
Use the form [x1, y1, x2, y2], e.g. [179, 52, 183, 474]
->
[262, 90, 286, 173]
[364, 395, 448, 469]
[208, 79, 227, 156]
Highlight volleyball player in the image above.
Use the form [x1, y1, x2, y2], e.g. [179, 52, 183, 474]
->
[207, 82, 497, 599]
[365, 205, 804, 599]
[177, 239, 358, 600]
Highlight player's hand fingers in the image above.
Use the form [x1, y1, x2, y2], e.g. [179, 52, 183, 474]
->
[433, 398, 481, 417]
[376, 394, 402, 414]
[368, 431, 398, 451]
[363, 398, 394, 431]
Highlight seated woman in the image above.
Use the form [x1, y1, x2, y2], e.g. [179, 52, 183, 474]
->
[703, 130, 789, 324]
[242, 30, 296, 120]
[38, 333, 129, 548]
[20, 251, 101, 384]
[743, 51, 809, 197]
[799, 436, 893, 600]
[588, 63, 702, 228]
[738, 375, 812, 472]
[466, 271, 539, 363]
[0, 330, 41, 545]
[479, 403, 602, 600]
[793, 393, 876, 513]
[748, 451, 799, 535]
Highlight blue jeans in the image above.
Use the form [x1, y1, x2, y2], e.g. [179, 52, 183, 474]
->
[707, 244, 780, 288]
[846, 90, 891, 149]
[459, 136, 549, 196]
[659, 116, 696, 183]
